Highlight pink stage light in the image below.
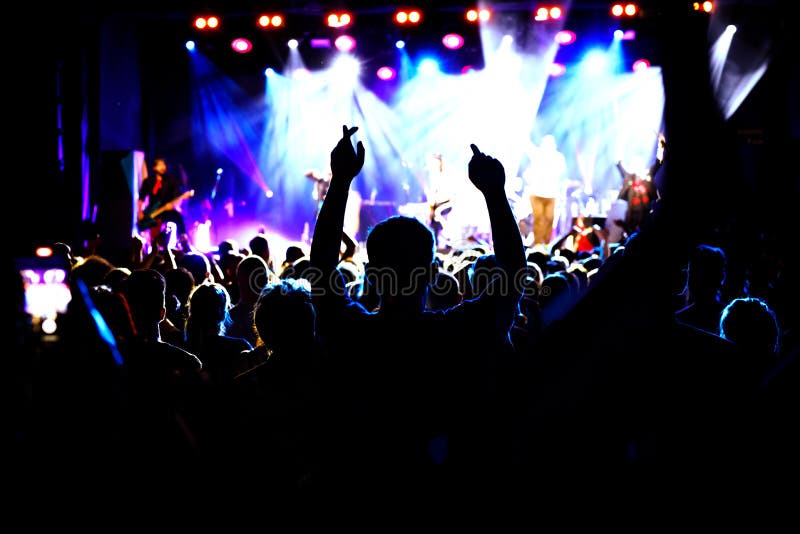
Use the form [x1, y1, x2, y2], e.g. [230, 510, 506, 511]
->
[442, 33, 464, 50]
[334, 34, 356, 52]
[377, 66, 396, 80]
[632, 58, 650, 72]
[548, 62, 566, 77]
[231, 38, 252, 53]
[554, 30, 576, 45]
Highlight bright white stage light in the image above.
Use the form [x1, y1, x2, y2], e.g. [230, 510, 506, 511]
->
[418, 58, 440, 76]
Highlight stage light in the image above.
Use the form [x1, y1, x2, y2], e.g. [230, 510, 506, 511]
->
[395, 9, 422, 25]
[194, 16, 220, 30]
[334, 34, 357, 52]
[726, 24, 737, 34]
[548, 62, 566, 77]
[442, 33, 464, 50]
[231, 38, 252, 54]
[377, 66, 396, 80]
[331, 55, 361, 80]
[257, 14, 283, 28]
[461, 65, 476, 74]
[395, 40, 406, 49]
[693, 1, 714, 12]
[466, 8, 491, 23]
[549, 7, 563, 19]
[501, 34, 514, 46]
[311, 38, 331, 48]
[185, 40, 196, 51]
[612, 3, 637, 17]
[632, 58, 650, 72]
[287, 39, 299, 49]
[264, 67, 275, 77]
[614, 29, 624, 40]
[555, 30, 576, 45]
[534, 7, 549, 21]
[582, 50, 608, 75]
[293, 68, 311, 80]
[35, 246, 53, 257]
[418, 58, 440, 76]
[327, 12, 352, 28]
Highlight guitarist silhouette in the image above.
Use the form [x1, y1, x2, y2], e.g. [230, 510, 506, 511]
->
[138, 157, 193, 248]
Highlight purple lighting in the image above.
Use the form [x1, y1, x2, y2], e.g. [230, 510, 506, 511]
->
[311, 38, 331, 48]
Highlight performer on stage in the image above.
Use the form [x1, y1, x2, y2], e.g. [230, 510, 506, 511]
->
[522, 134, 569, 248]
[615, 132, 665, 235]
[138, 156, 193, 249]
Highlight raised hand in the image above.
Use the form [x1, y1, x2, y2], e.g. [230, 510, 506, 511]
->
[330, 125, 365, 184]
[468, 143, 505, 196]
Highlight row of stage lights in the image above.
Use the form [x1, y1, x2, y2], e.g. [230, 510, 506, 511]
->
[199, 28, 653, 84]
[192, 2, 714, 31]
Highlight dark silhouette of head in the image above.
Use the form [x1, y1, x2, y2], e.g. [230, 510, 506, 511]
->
[71, 255, 115, 289]
[186, 282, 231, 341]
[249, 233, 271, 265]
[121, 269, 167, 337]
[685, 244, 727, 301]
[236, 255, 270, 304]
[254, 278, 316, 353]
[284, 245, 305, 265]
[218, 239, 239, 257]
[365, 216, 435, 307]
[720, 297, 780, 360]
[177, 252, 212, 286]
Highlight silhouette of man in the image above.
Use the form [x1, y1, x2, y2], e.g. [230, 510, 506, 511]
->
[309, 125, 526, 497]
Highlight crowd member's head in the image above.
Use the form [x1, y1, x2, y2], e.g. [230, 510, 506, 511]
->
[249, 233, 272, 268]
[71, 255, 115, 289]
[365, 215, 436, 309]
[254, 279, 316, 353]
[235, 255, 271, 304]
[185, 282, 232, 341]
[121, 269, 167, 339]
[720, 297, 781, 364]
[684, 244, 727, 302]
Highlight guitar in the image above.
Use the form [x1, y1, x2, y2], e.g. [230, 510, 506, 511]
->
[138, 189, 195, 230]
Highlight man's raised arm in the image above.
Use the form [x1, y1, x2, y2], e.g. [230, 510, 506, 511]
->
[468, 144, 526, 300]
[309, 125, 365, 279]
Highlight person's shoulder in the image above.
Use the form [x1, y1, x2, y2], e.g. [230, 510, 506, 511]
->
[220, 334, 253, 351]
[159, 340, 203, 371]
